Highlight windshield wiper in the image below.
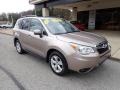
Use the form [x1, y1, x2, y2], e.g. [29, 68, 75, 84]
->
[54, 32, 68, 35]
[67, 31, 80, 33]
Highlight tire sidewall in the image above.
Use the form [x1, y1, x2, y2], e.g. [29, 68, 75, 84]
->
[49, 51, 68, 76]
[15, 40, 23, 54]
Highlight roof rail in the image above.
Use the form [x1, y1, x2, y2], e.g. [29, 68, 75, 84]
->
[21, 15, 37, 18]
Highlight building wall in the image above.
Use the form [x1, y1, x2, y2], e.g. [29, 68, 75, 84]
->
[77, 0, 120, 11]
[55, 0, 120, 11]
[78, 7, 120, 30]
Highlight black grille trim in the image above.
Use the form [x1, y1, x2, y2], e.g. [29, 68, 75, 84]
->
[97, 41, 109, 54]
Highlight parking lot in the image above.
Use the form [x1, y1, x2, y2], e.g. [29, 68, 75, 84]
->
[0, 32, 120, 90]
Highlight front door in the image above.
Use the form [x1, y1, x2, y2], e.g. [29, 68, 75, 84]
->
[26, 18, 48, 57]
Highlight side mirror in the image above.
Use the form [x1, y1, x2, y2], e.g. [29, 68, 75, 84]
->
[34, 29, 43, 38]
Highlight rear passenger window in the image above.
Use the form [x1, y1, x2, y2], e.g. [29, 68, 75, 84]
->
[29, 19, 43, 32]
[18, 20, 23, 29]
[22, 19, 30, 31]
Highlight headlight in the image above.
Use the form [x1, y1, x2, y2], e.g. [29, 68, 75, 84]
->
[70, 43, 95, 55]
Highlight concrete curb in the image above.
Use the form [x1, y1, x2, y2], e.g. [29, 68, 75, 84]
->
[110, 57, 120, 62]
[0, 32, 13, 36]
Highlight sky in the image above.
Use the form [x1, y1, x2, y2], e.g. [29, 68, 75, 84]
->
[0, 0, 34, 14]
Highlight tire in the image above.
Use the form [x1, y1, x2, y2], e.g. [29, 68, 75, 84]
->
[49, 51, 68, 76]
[15, 40, 24, 54]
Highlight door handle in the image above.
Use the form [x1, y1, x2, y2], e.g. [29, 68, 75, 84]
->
[28, 34, 34, 38]
[28, 34, 32, 37]
[28, 34, 31, 36]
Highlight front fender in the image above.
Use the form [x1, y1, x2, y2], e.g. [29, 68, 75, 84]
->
[46, 41, 75, 59]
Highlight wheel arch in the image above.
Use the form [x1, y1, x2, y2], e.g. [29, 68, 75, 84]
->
[47, 49, 60, 62]
[14, 37, 19, 46]
[46, 49, 67, 65]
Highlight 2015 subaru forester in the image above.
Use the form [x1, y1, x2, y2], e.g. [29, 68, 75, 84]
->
[13, 16, 111, 75]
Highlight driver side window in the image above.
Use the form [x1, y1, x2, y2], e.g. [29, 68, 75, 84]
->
[29, 19, 44, 32]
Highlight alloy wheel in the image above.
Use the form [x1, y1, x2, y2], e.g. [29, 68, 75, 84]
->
[50, 55, 63, 73]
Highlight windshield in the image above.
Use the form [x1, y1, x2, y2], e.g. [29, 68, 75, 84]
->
[42, 18, 80, 35]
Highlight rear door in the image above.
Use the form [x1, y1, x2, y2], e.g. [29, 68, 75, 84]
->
[18, 18, 32, 50]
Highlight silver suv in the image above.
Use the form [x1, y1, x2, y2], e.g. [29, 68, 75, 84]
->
[13, 17, 111, 75]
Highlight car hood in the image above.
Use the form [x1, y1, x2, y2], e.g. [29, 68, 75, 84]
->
[56, 31, 107, 47]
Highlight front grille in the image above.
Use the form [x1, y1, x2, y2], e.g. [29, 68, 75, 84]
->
[97, 41, 109, 54]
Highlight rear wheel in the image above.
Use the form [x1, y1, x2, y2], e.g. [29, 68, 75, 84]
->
[49, 51, 68, 76]
[15, 40, 24, 54]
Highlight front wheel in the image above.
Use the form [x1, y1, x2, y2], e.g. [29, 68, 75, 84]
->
[49, 51, 68, 76]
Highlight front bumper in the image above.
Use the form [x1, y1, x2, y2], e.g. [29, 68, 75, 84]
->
[66, 50, 111, 72]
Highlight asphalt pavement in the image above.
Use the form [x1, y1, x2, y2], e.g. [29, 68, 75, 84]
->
[0, 34, 120, 90]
